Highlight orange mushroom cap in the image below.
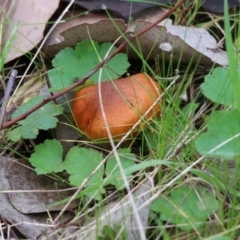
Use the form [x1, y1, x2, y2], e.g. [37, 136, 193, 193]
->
[72, 73, 162, 140]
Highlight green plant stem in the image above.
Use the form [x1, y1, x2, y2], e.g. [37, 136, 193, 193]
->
[0, 22, 19, 72]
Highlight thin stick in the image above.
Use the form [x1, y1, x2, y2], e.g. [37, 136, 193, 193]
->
[0, 69, 17, 128]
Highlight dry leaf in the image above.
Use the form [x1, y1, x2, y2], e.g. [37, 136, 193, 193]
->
[128, 19, 228, 66]
[201, 0, 240, 13]
[2, 0, 60, 63]
[67, 0, 174, 19]
[0, 157, 48, 237]
[6, 70, 47, 113]
[44, 9, 227, 67]
[43, 12, 127, 58]
[6, 159, 78, 214]
[67, 0, 240, 16]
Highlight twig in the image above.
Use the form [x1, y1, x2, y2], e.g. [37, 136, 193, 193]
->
[0, 0, 185, 131]
[0, 69, 17, 128]
[0, 214, 19, 239]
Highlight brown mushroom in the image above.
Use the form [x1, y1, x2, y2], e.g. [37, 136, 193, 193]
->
[72, 73, 162, 140]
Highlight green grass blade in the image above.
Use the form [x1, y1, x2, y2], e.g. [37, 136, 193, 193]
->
[224, 0, 240, 110]
[0, 22, 19, 71]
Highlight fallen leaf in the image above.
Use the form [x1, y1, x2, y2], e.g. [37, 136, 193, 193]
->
[2, 0, 60, 63]
[68, 0, 174, 19]
[6, 159, 79, 213]
[44, 9, 228, 67]
[6, 70, 47, 114]
[201, 0, 240, 13]
[0, 156, 48, 237]
[68, 0, 240, 16]
[43, 12, 127, 58]
[129, 19, 228, 66]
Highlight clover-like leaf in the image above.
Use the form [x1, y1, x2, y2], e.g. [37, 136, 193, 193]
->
[64, 146, 105, 199]
[105, 148, 137, 190]
[29, 139, 64, 175]
[201, 67, 234, 106]
[195, 109, 240, 159]
[48, 39, 130, 91]
[7, 96, 63, 142]
[150, 186, 219, 230]
[64, 146, 104, 186]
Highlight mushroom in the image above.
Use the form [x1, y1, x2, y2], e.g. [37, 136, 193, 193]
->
[72, 73, 162, 140]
